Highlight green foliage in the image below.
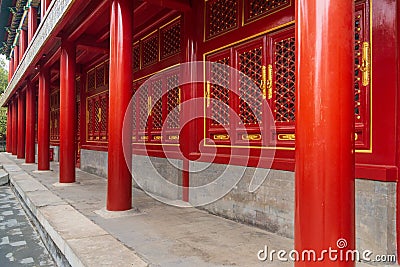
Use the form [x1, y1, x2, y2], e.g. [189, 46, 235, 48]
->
[0, 57, 8, 140]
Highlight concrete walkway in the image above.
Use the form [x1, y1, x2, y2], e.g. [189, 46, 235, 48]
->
[0, 153, 378, 267]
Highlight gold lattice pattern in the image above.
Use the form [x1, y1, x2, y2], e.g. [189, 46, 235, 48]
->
[167, 75, 180, 129]
[87, 100, 93, 137]
[161, 22, 181, 59]
[238, 47, 263, 125]
[132, 89, 137, 131]
[77, 101, 80, 137]
[100, 96, 108, 133]
[152, 80, 163, 130]
[87, 70, 95, 91]
[211, 58, 230, 126]
[96, 65, 105, 88]
[94, 100, 100, 132]
[139, 85, 149, 130]
[275, 37, 295, 122]
[208, 0, 238, 38]
[248, 0, 290, 20]
[133, 45, 140, 72]
[142, 35, 159, 67]
[354, 12, 363, 121]
[105, 63, 109, 85]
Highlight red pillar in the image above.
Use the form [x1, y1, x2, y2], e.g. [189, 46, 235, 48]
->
[295, 1, 355, 266]
[28, 6, 38, 43]
[26, 78, 36, 163]
[19, 30, 27, 62]
[38, 67, 50, 170]
[17, 91, 26, 159]
[107, 0, 133, 211]
[59, 40, 76, 183]
[41, 0, 51, 20]
[11, 99, 18, 155]
[8, 59, 14, 82]
[6, 104, 12, 152]
[13, 47, 19, 72]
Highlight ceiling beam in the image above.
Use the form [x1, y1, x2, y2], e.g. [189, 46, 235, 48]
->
[67, 0, 109, 42]
[142, 0, 191, 12]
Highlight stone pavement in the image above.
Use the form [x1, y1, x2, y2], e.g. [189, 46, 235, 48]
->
[0, 186, 54, 266]
[0, 153, 381, 266]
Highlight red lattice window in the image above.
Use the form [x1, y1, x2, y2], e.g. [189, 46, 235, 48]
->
[85, 61, 110, 143]
[139, 84, 149, 131]
[104, 62, 109, 85]
[209, 54, 230, 127]
[87, 92, 109, 142]
[142, 33, 159, 67]
[272, 35, 295, 123]
[87, 99, 93, 141]
[205, 0, 239, 39]
[151, 80, 163, 130]
[244, 0, 291, 24]
[166, 74, 180, 129]
[133, 44, 140, 72]
[161, 19, 181, 59]
[96, 65, 105, 88]
[50, 90, 60, 142]
[87, 69, 95, 92]
[353, 1, 370, 149]
[238, 44, 264, 126]
[133, 70, 181, 144]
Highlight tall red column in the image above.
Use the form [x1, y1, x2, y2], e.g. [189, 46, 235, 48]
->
[295, 1, 355, 267]
[107, 0, 133, 211]
[13, 46, 19, 72]
[38, 67, 50, 170]
[11, 99, 18, 155]
[41, 0, 51, 20]
[8, 59, 14, 82]
[17, 91, 26, 159]
[6, 104, 12, 152]
[59, 41, 76, 183]
[28, 6, 38, 43]
[26, 78, 36, 163]
[19, 30, 27, 62]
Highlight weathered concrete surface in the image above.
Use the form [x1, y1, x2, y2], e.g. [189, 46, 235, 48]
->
[0, 153, 391, 267]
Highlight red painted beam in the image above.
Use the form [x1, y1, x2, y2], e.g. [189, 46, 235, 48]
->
[25, 78, 36, 163]
[6, 104, 12, 152]
[38, 67, 50, 170]
[28, 7, 38, 44]
[43, 47, 61, 69]
[295, 0, 355, 266]
[59, 40, 76, 183]
[67, 0, 109, 42]
[19, 30, 27, 62]
[107, 0, 133, 211]
[17, 90, 26, 159]
[11, 99, 18, 155]
[143, 0, 191, 12]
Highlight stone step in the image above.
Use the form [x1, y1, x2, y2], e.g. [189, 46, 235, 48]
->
[0, 169, 9, 186]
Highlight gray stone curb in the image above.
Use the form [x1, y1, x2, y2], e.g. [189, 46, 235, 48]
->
[2, 163, 148, 267]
